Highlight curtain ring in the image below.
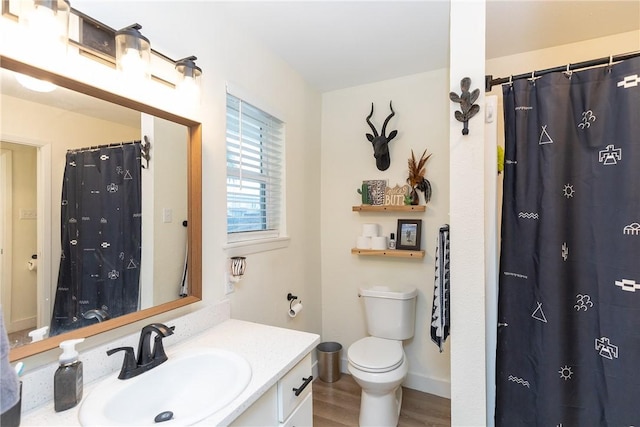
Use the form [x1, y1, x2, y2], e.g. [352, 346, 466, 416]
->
[528, 71, 537, 85]
[564, 64, 573, 79]
[508, 75, 513, 90]
[607, 55, 614, 73]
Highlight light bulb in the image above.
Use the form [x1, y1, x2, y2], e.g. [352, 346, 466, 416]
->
[15, 73, 57, 92]
[177, 75, 199, 101]
[26, 4, 66, 42]
[119, 48, 146, 79]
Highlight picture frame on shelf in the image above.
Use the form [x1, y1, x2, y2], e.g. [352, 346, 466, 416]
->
[396, 219, 422, 251]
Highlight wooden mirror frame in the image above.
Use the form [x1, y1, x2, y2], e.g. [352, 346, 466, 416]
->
[2, 55, 202, 362]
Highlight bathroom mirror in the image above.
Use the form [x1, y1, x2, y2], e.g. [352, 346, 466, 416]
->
[1, 57, 202, 361]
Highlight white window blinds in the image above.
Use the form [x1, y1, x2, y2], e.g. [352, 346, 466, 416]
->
[226, 93, 284, 239]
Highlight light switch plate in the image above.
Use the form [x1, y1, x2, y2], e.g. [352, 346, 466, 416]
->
[162, 208, 173, 223]
[19, 209, 37, 220]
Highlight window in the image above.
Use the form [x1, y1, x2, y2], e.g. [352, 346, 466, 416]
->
[226, 93, 284, 242]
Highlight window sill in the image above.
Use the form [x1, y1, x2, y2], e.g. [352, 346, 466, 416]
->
[223, 236, 290, 257]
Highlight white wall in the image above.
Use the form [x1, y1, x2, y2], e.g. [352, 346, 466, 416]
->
[320, 70, 451, 397]
[151, 118, 188, 306]
[72, 2, 324, 336]
[449, 1, 487, 424]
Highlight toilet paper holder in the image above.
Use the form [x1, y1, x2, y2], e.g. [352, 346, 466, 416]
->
[287, 293, 299, 308]
[287, 293, 303, 318]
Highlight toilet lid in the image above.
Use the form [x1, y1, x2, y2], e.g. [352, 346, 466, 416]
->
[348, 337, 403, 373]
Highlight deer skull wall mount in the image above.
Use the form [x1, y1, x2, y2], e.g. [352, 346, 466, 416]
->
[366, 101, 398, 171]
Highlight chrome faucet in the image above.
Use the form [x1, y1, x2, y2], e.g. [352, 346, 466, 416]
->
[107, 323, 175, 380]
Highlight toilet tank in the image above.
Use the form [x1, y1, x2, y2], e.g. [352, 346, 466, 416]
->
[359, 285, 418, 340]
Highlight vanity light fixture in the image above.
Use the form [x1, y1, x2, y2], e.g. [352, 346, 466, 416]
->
[19, 0, 71, 58]
[115, 23, 151, 81]
[175, 56, 202, 101]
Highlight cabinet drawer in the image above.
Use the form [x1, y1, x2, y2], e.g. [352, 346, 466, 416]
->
[277, 353, 312, 422]
[279, 392, 313, 427]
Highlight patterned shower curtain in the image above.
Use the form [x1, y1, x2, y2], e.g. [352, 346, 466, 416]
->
[496, 57, 640, 425]
[50, 143, 142, 336]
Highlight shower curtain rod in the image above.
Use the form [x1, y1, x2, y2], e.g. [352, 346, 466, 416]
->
[67, 140, 141, 153]
[485, 50, 640, 92]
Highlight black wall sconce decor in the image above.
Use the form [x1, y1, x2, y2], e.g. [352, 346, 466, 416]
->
[450, 77, 480, 135]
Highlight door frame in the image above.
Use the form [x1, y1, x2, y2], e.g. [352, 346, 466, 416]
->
[0, 148, 13, 329]
[0, 136, 52, 331]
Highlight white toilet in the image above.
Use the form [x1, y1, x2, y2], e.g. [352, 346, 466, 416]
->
[347, 285, 418, 427]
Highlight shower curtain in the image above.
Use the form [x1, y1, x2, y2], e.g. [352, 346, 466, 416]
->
[50, 143, 142, 336]
[496, 57, 640, 426]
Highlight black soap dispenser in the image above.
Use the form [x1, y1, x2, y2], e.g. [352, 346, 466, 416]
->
[54, 338, 85, 412]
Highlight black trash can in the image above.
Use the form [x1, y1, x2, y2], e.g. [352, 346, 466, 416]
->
[316, 342, 342, 383]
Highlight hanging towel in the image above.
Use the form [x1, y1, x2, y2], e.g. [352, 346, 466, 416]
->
[431, 224, 450, 352]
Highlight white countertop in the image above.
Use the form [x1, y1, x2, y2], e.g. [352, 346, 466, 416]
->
[21, 319, 320, 426]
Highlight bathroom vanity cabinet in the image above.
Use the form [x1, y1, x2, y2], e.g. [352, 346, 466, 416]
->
[19, 317, 319, 427]
[230, 353, 313, 426]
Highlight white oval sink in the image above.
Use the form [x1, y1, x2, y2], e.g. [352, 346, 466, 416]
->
[79, 348, 252, 426]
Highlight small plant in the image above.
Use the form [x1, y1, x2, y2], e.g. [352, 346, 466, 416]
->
[407, 149, 432, 204]
[357, 183, 370, 205]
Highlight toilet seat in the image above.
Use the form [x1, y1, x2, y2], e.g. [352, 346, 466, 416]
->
[348, 337, 403, 373]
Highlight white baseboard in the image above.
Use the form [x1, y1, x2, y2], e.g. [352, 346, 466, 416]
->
[403, 371, 451, 399]
[337, 356, 451, 399]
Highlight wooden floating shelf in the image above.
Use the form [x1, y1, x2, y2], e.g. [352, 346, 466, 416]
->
[351, 248, 425, 259]
[352, 205, 426, 212]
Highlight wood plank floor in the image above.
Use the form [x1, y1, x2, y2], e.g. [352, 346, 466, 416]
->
[313, 374, 451, 427]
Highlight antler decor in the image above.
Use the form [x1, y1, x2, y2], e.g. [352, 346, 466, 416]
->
[449, 77, 480, 135]
[406, 149, 432, 205]
[366, 101, 398, 171]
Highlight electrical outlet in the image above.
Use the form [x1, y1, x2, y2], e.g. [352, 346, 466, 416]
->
[224, 273, 234, 295]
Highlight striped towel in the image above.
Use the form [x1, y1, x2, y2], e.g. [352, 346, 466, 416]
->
[431, 224, 450, 352]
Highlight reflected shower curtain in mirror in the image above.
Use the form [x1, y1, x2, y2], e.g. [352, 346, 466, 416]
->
[496, 57, 640, 426]
[50, 142, 142, 336]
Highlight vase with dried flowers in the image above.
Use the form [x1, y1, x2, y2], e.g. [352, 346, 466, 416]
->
[406, 149, 432, 205]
